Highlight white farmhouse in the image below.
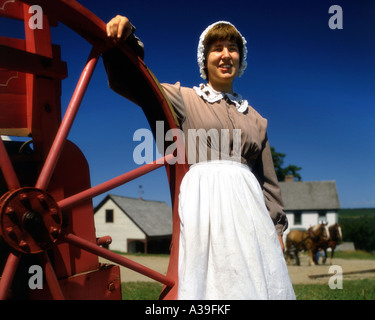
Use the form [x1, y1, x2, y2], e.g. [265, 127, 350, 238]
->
[279, 179, 341, 240]
[94, 195, 172, 254]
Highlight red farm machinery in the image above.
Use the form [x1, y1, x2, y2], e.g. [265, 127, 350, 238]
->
[0, 0, 187, 300]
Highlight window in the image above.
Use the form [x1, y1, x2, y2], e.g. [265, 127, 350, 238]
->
[294, 211, 302, 225]
[105, 209, 114, 223]
[318, 210, 327, 224]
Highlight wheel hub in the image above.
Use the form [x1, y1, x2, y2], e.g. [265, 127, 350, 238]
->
[0, 188, 62, 254]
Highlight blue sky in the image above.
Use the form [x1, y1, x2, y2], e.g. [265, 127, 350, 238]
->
[3, 0, 375, 209]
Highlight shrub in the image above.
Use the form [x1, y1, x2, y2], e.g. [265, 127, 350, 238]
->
[339, 215, 375, 252]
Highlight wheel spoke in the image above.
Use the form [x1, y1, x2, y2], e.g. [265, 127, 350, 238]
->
[39, 252, 65, 300]
[0, 252, 21, 300]
[0, 138, 20, 191]
[57, 153, 174, 210]
[35, 45, 101, 191]
[62, 233, 174, 287]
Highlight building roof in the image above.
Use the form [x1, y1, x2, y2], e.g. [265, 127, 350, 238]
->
[279, 181, 340, 211]
[94, 194, 172, 237]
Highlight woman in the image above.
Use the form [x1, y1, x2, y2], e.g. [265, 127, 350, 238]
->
[105, 16, 296, 300]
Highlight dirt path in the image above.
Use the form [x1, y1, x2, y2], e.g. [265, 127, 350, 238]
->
[100, 255, 170, 283]
[287, 255, 375, 284]
[100, 254, 375, 284]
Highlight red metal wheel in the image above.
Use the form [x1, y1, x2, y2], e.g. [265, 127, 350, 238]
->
[0, 0, 187, 300]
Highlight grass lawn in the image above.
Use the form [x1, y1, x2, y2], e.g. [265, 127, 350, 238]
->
[121, 279, 375, 300]
[122, 282, 164, 300]
[293, 279, 375, 300]
[333, 250, 375, 260]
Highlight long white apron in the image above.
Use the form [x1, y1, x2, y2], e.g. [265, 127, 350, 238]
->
[177, 160, 296, 300]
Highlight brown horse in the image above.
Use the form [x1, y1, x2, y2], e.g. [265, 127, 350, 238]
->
[285, 223, 330, 266]
[314, 223, 343, 265]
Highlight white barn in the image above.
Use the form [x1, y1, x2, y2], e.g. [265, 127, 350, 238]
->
[279, 180, 340, 240]
[94, 195, 172, 254]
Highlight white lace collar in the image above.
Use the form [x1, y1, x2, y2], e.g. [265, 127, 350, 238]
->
[193, 83, 249, 113]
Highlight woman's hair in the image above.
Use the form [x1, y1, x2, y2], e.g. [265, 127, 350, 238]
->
[203, 23, 244, 65]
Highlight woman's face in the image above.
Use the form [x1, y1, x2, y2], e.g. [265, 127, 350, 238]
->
[206, 40, 240, 91]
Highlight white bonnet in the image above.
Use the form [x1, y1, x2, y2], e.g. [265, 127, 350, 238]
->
[197, 21, 248, 80]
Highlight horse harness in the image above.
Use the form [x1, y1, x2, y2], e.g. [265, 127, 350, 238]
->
[292, 227, 319, 248]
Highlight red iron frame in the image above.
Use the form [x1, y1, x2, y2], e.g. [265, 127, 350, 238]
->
[0, 0, 187, 300]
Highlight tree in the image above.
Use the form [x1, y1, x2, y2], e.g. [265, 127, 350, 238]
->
[271, 147, 302, 182]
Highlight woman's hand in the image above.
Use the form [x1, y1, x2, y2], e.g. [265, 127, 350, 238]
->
[106, 15, 132, 40]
